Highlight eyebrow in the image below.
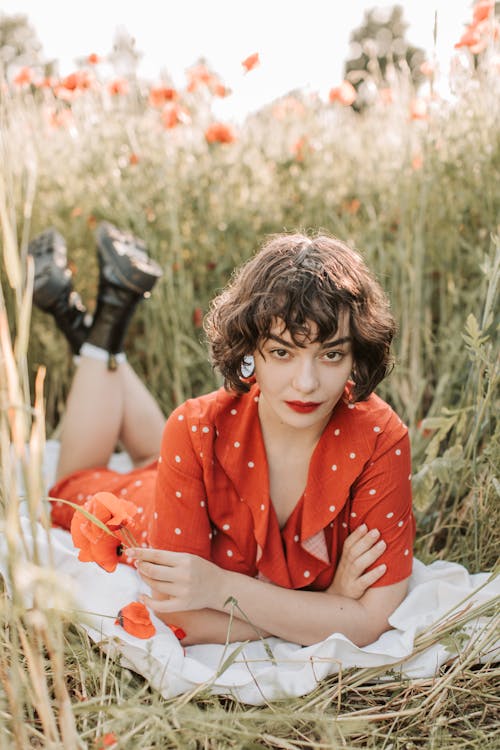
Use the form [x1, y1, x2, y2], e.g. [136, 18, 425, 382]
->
[267, 334, 352, 348]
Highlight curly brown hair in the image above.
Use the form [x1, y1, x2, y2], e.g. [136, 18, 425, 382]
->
[204, 232, 396, 401]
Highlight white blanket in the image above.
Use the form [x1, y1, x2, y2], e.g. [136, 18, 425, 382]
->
[2, 441, 498, 705]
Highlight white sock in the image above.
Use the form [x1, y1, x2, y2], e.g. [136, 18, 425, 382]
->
[77, 343, 127, 365]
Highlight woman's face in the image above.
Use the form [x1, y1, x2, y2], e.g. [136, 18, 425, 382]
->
[253, 317, 353, 437]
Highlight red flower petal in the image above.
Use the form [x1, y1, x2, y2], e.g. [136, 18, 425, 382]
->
[115, 602, 156, 639]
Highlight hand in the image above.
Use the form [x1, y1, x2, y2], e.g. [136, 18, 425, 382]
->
[127, 548, 222, 613]
[327, 524, 387, 599]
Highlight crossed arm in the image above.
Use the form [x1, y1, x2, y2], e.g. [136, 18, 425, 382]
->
[127, 524, 409, 647]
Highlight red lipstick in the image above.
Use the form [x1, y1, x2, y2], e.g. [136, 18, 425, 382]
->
[285, 401, 322, 413]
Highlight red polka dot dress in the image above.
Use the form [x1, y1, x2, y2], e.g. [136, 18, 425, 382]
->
[50, 383, 415, 589]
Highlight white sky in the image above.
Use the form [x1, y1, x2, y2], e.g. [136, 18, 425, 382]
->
[1, 0, 472, 119]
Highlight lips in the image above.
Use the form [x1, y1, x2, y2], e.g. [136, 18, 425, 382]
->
[285, 401, 323, 413]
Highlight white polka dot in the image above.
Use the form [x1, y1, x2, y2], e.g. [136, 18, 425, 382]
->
[386, 512, 394, 519]
[177, 414, 184, 421]
[349, 452, 356, 459]
[351, 512, 357, 518]
[222, 523, 230, 530]
[174, 527, 182, 535]
[141, 531, 147, 538]
[404, 549, 409, 556]
[408, 474, 412, 481]
[373, 426, 381, 433]
[234, 441, 240, 448]
[137, 507, 143, 514]
[191, 425, 197, 432]
[175, 455, 181, 463]
[348, 403, 355, 409]
[260, 504, 265, 511]
[200, 451, 203, 458]
[230, 409, 237, 415]
[395, 449, 402, 456]
[202, 426, 210, 433]
[56, 501, 63, 507]
[153, 512, 158, 520]
[329, 505, 336, 512]
[175, 491, 182, 498]
[329, 522, 334, 528]
[77, 493, 84, 500]
[227, 549, 233, 557]
[331, 464, 337, 471]
[120, 488, 128, 495]
[248, 461, 255, 468]
[398, 520, 404, 527]
[369, 489, 376, 496]
[254, 396, 259, 402]
[342, 522, 347, 528]
[158, 456, 162, 464]
[93, 472, 101, 478]
[334, 428, 340, 436]
[134, 480, 142, 487]
[209, 532, 213, 539]
[294, 534, 300, 542]
[200, 500, 205, 507]
[141, 542, 147, 548]
[303, 570, 311, 578]
[86, 495, 92, 500]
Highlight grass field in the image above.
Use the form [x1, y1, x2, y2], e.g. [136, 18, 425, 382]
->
[0, 25, 499, 750]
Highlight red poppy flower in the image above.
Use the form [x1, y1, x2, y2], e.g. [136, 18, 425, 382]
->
[161, 102, 191, 129]
[149, 85, 177, 107]
[329, 81, 356, 106]
[129, 153, 140, 166]
[87, 53, 101, 65]
[205, 122, 236, 144]
[70, 492, 138, 572]
[212, 82, 230, 98]
[59, 70, 92, 91]
[473, 0, 494, 23]
[186, 63, 217, 92]
[108, 78, 129, 96]
[13, 67, 33, 87]
[242, 53, 260, 72]
[115, 602, 156, 638]
[192, 307, 203, 328]
[95, 733, 117, 749]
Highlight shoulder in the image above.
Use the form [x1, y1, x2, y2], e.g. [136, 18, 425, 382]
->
[328, 390, 409, 461]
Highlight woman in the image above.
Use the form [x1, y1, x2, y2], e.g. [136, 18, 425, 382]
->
[33, 223, 415, 647]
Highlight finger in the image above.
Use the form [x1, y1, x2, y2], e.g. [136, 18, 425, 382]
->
[354, 540, 387, 572]
[358, 563, 387, 588]
[126, 547, 185, 565]
[348, 527, 381, 557]
[138, 574, 176, 596]
[343, 523, 368, 550]
[136, 561, 181, 582]
[140, 593, 185, 614]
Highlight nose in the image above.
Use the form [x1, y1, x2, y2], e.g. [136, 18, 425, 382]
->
[292, 357, 319, 394]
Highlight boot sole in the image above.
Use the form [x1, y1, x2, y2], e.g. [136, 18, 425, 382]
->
[96, 222, 163, 296]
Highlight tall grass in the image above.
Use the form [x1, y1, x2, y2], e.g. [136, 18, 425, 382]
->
[0, 41, 499, 748]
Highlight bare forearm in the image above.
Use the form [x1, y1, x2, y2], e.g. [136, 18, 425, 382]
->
[215, 570, 394, 646]
[158, 608, 271, 646]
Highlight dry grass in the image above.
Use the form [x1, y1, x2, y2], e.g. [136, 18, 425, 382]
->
[0, 42, 499, 748]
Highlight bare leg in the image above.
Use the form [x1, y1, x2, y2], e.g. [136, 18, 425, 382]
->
[56, 358, 165, 481]
[119, 363, 165, 467]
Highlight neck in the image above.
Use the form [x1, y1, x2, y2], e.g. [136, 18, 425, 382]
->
[257, 393, 330, 449]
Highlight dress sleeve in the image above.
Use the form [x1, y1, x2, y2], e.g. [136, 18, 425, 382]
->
[150, 403, 212, 558]
[349, 414, 415, 586]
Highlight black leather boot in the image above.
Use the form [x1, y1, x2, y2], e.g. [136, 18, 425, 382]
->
[28, 228, 92, 354]
[86, 222, 163, 370]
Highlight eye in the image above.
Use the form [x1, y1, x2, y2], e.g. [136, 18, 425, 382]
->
[270, 348, 290, 359]
[322, 351, 344, 362]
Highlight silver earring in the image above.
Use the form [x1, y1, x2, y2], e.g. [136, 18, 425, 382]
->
[240, 355, 255, 378]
